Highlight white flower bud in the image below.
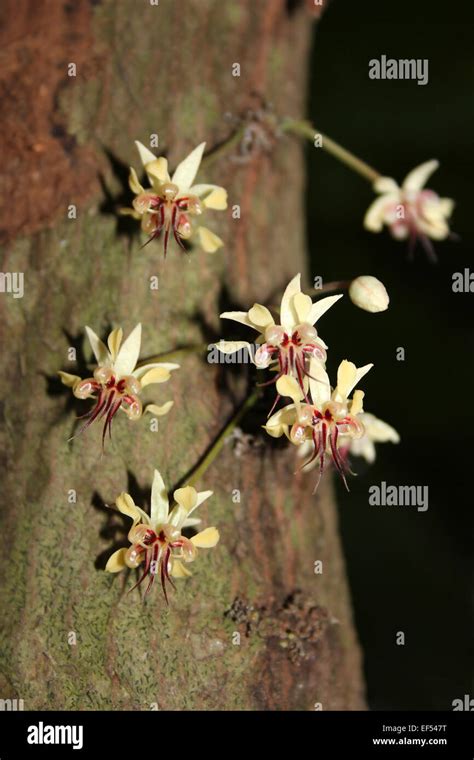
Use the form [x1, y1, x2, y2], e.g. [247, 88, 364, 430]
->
[349, 276, 389, 313]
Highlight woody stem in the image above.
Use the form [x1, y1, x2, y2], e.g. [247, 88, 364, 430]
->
[186, 389, 261, 487]
[280, 118, 381, 184]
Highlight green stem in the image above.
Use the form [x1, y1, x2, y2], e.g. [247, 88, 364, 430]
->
[315, 279, 351, 295]
[187, 389, 261, 487]
[199, 116, 380, 185]
[138, 343, 208, 366]
[280, 119, 381, 184]
[201, 125, 246, 169]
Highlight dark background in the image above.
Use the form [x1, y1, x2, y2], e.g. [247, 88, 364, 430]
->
[306, 0, 473, 709]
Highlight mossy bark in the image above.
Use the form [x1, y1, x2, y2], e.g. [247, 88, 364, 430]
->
[0, 0, 365, 710]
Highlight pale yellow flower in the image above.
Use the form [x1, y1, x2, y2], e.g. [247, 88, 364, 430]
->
[297, 412, 399, 469]
[58, 324, 178, 445]
[106, 469, 219, 601]
[216, 273, 342, 407]
[364, 160, 454, 260]
[346, 412, 400, 463]
[122, 141, 227, 256]
[265, 359, 373, 491]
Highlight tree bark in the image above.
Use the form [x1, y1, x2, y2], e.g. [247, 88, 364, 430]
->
[0, 0, 365, 710]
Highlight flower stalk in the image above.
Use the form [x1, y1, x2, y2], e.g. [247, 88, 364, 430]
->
[280, 118, 381, 184]
[138, 342, 208, 366]
[186, 389, 261, 488]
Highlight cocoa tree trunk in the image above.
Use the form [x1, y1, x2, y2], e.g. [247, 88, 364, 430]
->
[0, 0, 365, 710]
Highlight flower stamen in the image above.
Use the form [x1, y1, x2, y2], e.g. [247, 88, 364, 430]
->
[72, 373, 142, 447]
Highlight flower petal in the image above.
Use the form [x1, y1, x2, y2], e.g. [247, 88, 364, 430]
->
[352, 363, 373, 393]
[140, 366, 172, 386]
[370, 419, 400, 443]
[350, 436, 376, 464]
[85, 326, 109, 366]
[194, 489, 213, 511]
[150, 469, 169, 526]
[173, 486, 198, 511]
[129, 167, 144, 195]
[364, 194, 398, 232]
[135, 140, 158, 167]
[172, 142, 206, 190]
[204, 188, 227, 210]
[293, 292, 312, 323]
[280, 274, 302, 329]
[308, 294, 343, 325]
[190, 185, 228, 209]
[360, 413, 400, 444]
[119, 206, 141, 219]
[168, 505, 188, 529]
[58, 371, 81, 388]
[115, 492, 150, 525]
[105, 548, 128, 573]
[402, 159, 439, 193]
[220, 311, 256, 329]
[171, 559, 193, 578]
[169, 487, 212, 528]
[141, 213, 154, 231]
[263, 422, 287, 438]
[146, 157, 170, 183]
[144, 401, 174, 416]
[416, 217, 449, 240]
[189, 183, 220, 197]
[133, 192, 159, 215]
[334, 360, 373, 401]
[133, 362, 179, 380]
[182, 516, 201, 528]
[197, 226, 224, 253]
[113, 324, 142, 377]
[215, 340, 254, 362]
[438, 197, 455, 218]
[350, 389, 365, 416]
[190, 527, 220, 548]
[373, 176, 400, 194]
[276, 375, 304, 403]
[107, 327, 123, 361]
[308, 359, 331, 407]
[248, 303, 274, 329]
[335, 360, 357, 400]
[264, 404, 298, 437]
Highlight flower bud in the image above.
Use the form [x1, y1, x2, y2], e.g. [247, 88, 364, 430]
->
[349, 276, 389, 313]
